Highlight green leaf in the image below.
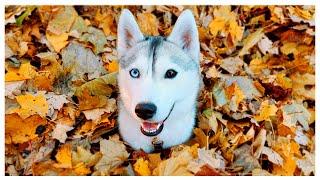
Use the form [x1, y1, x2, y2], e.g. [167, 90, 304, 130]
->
[16, 6, 36, 26]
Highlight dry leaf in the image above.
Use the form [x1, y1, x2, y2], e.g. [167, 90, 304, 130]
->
[52, 123, 74, 143]
[94, 139, 129, 175]
[134, 158, 151, 176]
[54, 144, 72, 168]
[5, 113, 46, 144]
[12, 91, 49, 119]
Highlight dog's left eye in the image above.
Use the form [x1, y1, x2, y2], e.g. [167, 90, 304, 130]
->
[129, 68, 140, 78]
[165, 69, 178, 79]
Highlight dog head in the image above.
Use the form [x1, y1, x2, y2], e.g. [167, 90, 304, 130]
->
[117, 9, 200, 136]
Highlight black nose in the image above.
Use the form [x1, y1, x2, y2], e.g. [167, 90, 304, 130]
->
[135, 103, 157, 120]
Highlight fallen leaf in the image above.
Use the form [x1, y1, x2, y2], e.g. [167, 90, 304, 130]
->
[232, 144, 261, 174]
[46, 31, 69, 52]
[5, 80, 24, 99]
[219, 56, 243, 74]
[290, 73, 315, 100]
[295, 150, 314, 175]
[153, 146, 194, 176]
[254, 100, 278, 122]
[134, 158, 151, 176]
[54, 144, 72, 168]
[261, 147, 283, 165]
[47, 6, 78, 35]
[282, 102, 310, 131]
[209, 6, 244, 47]
[239, 28, 264, 56]
[257, 35, 279, 55]
[5, 113, 46, 144]
[137, 13, 159, 36]
[45, 92, 69, 118]
[94, 139, 129, 175]
[79, 27, 107, 54]
[12, 91, 49, 119]
[52, 123, 74, 143]
[72, 146, 102, 167]
[5, 62, 38, 82]
[61, 42, 106, 81]
[223, 75, 262, 99]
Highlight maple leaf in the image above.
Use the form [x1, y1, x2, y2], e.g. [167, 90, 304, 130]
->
[54, 144, 72, 168]
[239, 28, 264, 56]
[137, 12, 159, 36]
[5, 80, 24, 99]
[61, 42, 106, 81]
[153, 146, 194, 176]
[94, 139, 129, 175]
[5, 113, 46, 144]
[295, 150, 314, 175]
[46, 6, 78, 35]
[134, 158, 151, 176]
[219, 56, 243, 74]
[261, 147, 283, 165]
[254, 100, 278, 122]
[79, 27, 107, 54]
[12, 91, 49, 119]
[282, 102, 310, 131]
[45, 92, 69, 118]
[5, 62, 38, 82]
[46, 32, 69, 52]
[52, 123, 74, 143]
[208, 6, 244, 47]
[72, 146, 102, 167]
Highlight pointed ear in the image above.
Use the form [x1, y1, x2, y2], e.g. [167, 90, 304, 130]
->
[117, 9, 144, 58]
[167, 10, 200, 62]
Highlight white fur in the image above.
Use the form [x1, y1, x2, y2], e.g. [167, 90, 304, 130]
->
[117, 9, 200, 153]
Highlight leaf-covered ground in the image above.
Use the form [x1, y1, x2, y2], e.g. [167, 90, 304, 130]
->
[5, 5, 315, 176]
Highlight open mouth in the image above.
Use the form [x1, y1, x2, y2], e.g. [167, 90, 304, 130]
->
[140, 121, 164, 136]
[140, 103, 175, 136]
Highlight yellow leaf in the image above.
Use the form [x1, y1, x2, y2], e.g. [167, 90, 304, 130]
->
[73, 162, 91, 175]
[249, 58, 268, 75]
[290, 73, 315, 100]
[275, 73, 292, 89]
[147, 153, 162, 171]
[273, 155, 296, 175]
[134, 158, 151, 176]
[13, 92, 49, 119]
[46, 32, 69, 52]
[254, 100, 278, 121]
[193, 128, 208, 148]
[239, 28, 264, 56]
[137, 13, 159, 36]
[5, 62, 38, 82]
[5, 113, 46, 144]
[272, 138, 300, 175]
[208, 6, 244, 46]
[72, 146, 102, 167]
[54, 144, 72, 169]
[153, 146, 194, 176]
[209, 19, 225, 37]
[106, 60, 119, 73]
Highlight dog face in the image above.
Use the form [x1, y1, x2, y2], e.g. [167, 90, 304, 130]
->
[117, 9, 200, 136]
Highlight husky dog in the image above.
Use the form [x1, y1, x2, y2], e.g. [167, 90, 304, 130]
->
[117, 9, 200, 153]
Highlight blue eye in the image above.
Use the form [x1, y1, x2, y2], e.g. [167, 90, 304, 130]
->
[129, 68, 140, 78]
[165, 69, 177, 79]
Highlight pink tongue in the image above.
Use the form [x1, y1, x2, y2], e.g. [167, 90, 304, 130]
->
[142, 122, 159, 131]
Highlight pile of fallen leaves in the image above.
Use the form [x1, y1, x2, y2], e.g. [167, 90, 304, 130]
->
[5, 5, 315, 176]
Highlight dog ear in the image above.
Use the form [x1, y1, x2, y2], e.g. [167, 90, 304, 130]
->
[167, 10, 200, 62]
[117, 9, 144, 58]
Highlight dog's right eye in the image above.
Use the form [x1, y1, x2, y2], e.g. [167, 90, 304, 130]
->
[129, 68, 140, 78]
